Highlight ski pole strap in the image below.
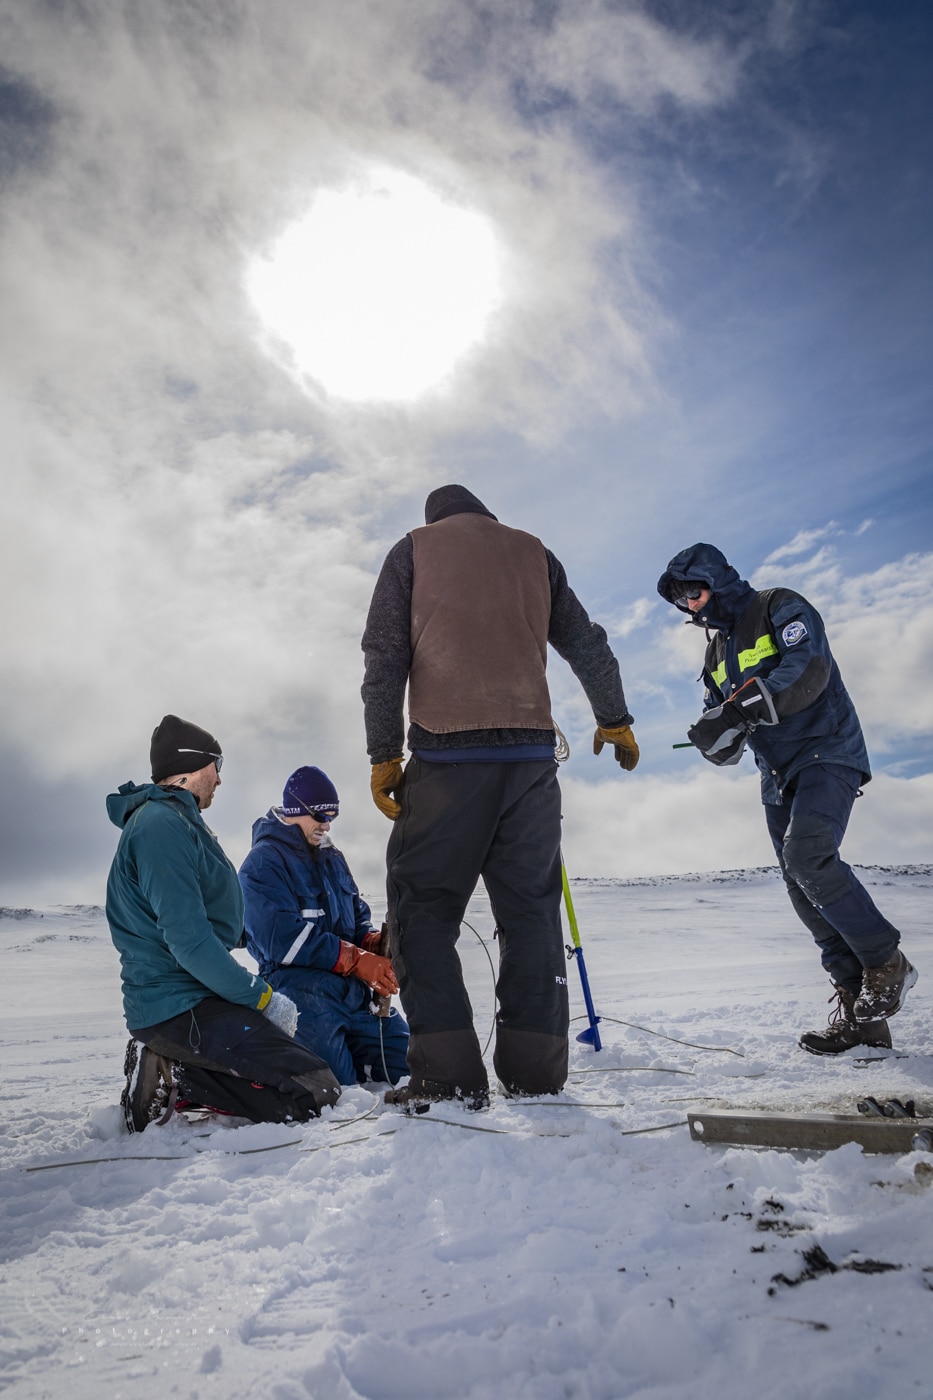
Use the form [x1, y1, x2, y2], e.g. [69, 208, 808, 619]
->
[560, 860, 582, 950]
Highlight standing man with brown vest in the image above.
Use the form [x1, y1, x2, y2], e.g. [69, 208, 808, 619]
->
[361, 485, 638, 1109]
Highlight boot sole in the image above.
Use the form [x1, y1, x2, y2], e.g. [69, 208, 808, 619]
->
[384, 1088, 489, 1113]
[798, 1035, 892, 1057]
[799, 1041, 848, 1057]
[121, 1040, 175, 1133]
[120, 1039, 141, 1132]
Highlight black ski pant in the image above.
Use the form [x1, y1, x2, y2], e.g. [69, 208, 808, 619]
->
[131, 997, 341, 1123]
[385, 757, 569, 1097]
[764, 763, 900, 995]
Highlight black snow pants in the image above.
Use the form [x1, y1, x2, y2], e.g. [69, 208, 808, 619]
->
[385, 756, 569, 1098]
[131, 996, 341, 1122]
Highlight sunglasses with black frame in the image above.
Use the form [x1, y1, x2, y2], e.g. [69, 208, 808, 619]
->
[673, 582, 708, 606]
[286, 793, 338, 823]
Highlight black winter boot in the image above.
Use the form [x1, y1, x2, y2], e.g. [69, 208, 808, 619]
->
[853, 949, 918, 1022]
[494, 1025, 568, 1097]
[121, 1039, 176, 1132]
[385, 1029, 490, 1112]
[384, 1078, 489, 1113]
[798, 987, 892, 1057]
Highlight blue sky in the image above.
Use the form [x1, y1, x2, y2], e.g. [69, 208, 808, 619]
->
[1, 0, 930, 901]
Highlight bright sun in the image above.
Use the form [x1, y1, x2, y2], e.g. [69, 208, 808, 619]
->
[247, 169, 503, 403]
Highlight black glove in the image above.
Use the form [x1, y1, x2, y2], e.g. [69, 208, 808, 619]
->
[729, 677, 778, 727]
[687, 678, 778, 767]
[687, 705, 749, 766]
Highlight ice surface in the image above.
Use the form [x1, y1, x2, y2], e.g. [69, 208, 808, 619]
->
[1, 870, 931, 1398]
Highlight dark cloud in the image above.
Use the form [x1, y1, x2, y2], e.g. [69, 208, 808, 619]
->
[0, 742, 114, 891]
[0, 68, 57, 185]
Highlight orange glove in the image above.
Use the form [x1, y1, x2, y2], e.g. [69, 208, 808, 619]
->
[371, 758, 404, 820]
[361, 924, 393, 1015]
[361, 924, 389, 955]
[332, 941, 399, 996]
[593, 722, 640, 771]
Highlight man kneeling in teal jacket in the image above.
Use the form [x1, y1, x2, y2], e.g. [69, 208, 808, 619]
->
[106, 714, 341, 1131]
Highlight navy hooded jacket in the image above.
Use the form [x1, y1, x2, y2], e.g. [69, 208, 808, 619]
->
[658, 544, 870, 804]
[239, 812, 375, 1002]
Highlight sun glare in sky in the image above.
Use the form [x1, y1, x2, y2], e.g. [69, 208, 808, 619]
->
[247, 169, 503, 403]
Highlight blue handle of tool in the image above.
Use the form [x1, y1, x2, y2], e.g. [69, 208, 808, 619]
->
[561, 856, 601, 1052]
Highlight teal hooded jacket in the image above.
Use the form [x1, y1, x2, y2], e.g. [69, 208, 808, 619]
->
[106, 782, 271, 1030]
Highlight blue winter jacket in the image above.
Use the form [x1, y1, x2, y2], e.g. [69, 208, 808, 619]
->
[657, 544, 871, 804]
[106, 782, 271, 1030]
[239, 812, 375, 1008]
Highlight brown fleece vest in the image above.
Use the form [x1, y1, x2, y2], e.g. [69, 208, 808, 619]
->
[409, 514, 553, 733]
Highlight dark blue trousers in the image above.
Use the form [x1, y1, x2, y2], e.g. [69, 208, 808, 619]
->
[270, 969, 410, 1086]
[764, 763, 900, 993]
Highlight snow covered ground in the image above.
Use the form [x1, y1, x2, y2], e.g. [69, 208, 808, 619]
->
[2, 867, 932, 1400]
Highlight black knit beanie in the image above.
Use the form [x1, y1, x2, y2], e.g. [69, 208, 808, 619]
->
[150, 715, 223, 783]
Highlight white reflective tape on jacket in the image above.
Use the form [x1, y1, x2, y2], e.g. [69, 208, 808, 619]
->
[280, 909, 326, 966]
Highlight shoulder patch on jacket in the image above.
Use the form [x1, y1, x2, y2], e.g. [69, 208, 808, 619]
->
[782, 620, 808, 646]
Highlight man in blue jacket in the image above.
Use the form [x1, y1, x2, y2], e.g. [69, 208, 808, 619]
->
[658, 544, 917, 1055]
[106, 715, 341, 1130]
[239, 765, 409, 1086]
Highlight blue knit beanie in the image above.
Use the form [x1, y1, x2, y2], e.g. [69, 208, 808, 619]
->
[281, 766, 339, 817]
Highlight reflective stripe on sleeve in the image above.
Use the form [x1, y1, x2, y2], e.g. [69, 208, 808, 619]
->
[281, 923, 313, 966]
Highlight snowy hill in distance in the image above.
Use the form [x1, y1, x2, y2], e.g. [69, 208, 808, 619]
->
[2, 866, 932, 1399]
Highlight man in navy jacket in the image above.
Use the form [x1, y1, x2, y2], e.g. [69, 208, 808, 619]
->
[239, 766, 409, 1085]
[658, 544, 917, 1055]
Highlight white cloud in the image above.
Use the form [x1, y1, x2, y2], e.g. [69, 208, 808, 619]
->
[532, 6, 739, 114]
[556, 766, 933, 885]
[0, 3, 928, 905]
[649, 539, 933, 755]
[0, 2, 749, 794]
[749, 546, 933, 750]
[0, 0, 734, 458]
[606, 596, 657, 638]
[819, 553, 933, 750]
[559, 766, 771, 879]
[762, 522, 844, 563]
